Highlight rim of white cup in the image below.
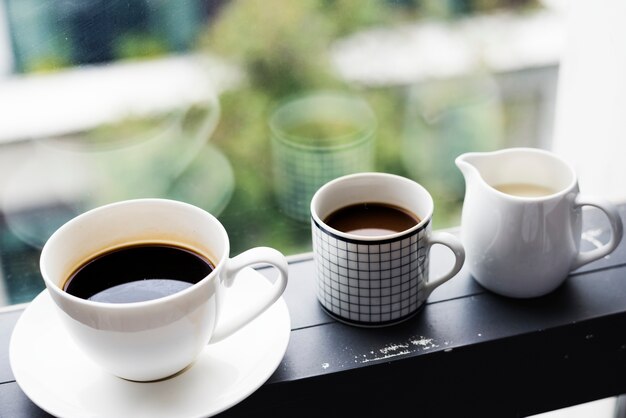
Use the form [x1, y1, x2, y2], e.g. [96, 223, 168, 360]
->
[39, 198, 226, 310]
[310, 172, 433, 242]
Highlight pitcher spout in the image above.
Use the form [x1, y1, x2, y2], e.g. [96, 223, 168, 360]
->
[455, 151, 486, 183]
[456, 147, 577, 199]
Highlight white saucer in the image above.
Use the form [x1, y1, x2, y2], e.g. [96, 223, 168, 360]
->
[9, 267, 291, 418]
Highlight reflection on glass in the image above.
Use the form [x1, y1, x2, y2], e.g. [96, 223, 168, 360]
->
[1, 95, 225, 249]
[270, 90, 376, 222]
[0, 0, 556, 307]
[402, 73, 504, 226]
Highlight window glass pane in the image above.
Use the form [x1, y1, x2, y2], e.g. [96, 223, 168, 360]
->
[0, 0, 560, 306]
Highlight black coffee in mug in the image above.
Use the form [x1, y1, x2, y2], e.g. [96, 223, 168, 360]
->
[324, 202, 420, 236]
[63, 243, 214, 303]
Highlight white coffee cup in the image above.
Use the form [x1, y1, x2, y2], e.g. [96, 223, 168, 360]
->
[40, 198, 288, 381]
[310, 172, 465, 327]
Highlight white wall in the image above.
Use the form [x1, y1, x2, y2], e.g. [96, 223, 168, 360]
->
[552, 0, 626, 202]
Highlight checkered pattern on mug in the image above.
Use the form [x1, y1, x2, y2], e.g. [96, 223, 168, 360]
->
[312, 221, 428, 325]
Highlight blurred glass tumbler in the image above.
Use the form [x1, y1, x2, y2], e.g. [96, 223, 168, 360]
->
[310, 173, 465, 327]
[270, 91, 376, 222]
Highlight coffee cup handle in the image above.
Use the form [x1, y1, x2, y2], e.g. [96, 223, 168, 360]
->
[424, 232, 465, 298]
[210, 247, 289, 343]
[571, 195, 624, 270]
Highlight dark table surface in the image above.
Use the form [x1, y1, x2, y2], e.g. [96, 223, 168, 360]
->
[2, 204, 626, 418]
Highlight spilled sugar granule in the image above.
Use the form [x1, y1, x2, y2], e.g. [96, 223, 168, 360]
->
[355, 335, 440, 364]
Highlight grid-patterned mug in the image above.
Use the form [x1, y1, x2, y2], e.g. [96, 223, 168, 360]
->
[310, 172, 465, 327]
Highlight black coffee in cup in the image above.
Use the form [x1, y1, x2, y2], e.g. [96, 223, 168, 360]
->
[324, 202, 420, 236]
[63, 243, 214, 303]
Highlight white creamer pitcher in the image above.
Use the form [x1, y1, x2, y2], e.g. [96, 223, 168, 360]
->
[455, 147, 623, 298]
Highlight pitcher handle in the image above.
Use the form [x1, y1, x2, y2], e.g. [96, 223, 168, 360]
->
[210, 247, 288, 343]
[571, 195, 623, 270]
[424, 231, 465, 298]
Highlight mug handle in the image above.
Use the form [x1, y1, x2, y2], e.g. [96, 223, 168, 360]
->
[424, 231, 465, 299]
[210, 247, 288, 343]
[571, 195, 624, 270]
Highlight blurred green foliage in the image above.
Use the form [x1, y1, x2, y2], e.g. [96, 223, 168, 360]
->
[0, 0, 545, 308]
[196, 0, 441, 255]
[11, 0, 543, 259]
[195, 0, 541, 255]
[114, 33, 170, 60]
